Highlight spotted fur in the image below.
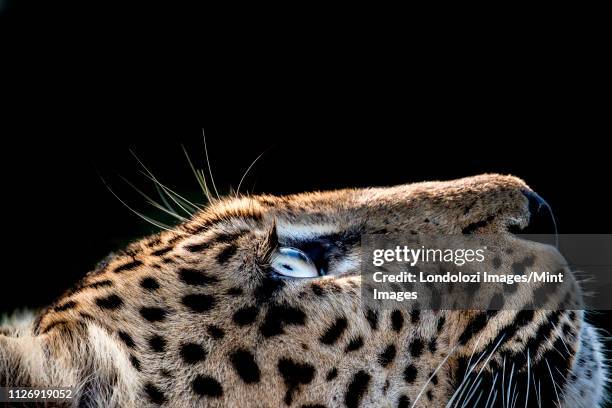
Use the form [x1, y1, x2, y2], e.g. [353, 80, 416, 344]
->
[0, 174, 607, 407]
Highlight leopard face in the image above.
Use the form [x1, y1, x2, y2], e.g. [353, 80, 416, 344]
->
[0, 174, 606, 407]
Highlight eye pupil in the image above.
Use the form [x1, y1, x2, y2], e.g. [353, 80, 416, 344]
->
[282, 264, 293, 271]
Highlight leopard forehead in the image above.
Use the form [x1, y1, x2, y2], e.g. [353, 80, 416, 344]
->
[3, 174, 606, 408]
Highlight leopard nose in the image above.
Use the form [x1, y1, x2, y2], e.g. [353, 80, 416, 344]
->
[520, 190, 558, 235]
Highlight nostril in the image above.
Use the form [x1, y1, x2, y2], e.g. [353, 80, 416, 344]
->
[520, 190, 558, 236]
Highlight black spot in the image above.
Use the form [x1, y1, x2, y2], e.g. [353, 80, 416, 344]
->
[461, 310, 535, 385]
[398, 395, 410, 408]
[207, 325, 225, 339]
[462, 215, 495, 234]
[430, 374, 438, 385]
[217, 243, 237, 264]
[254, 275, 286, 302]
[130, 355, 141, 371]
[428, 339, 437, 353]
[524, 310, 561, 357]
[326, 368, 338, 381]
[146, 237, 162, 247]
[151, 247, 173, 257]
[85, 280, 113, 289]
[144, 382, 166, 405]
[458, 311, 496, 345]
[216, 231, 248, 243]
[140, 277, 160, 291]
[230, 349, 261, 384]
[178, 268, 219, 286]
[410, 309, 420, 324]
[117, 331, 135, 348]
[79, 312, 94, 321]
[149, 335, 166, 352]
[140, 307, 167, 322]
[312, 284, 324, 296]
[409, 338, 424, 358]
[192, 375, 223, 398]
[391, 310, 403, 332]
[492, 256, 502, 269]
[95, 294, 123, 310]
[54, 300, 77, 312]
[320, 317, 348, 345]
[426, 390, 433, 401]
[185, 241, 211, 252]
[233, 306, 259, 326]
[345, 337, 364, 352]
[166, 235, 183, 245]
[114, 260, 143, 273]
[344, 370, 371, 408]
[278, 358, 315, 405]
[379, 344, 396, 367]
[365, 309, 379, 330]
[260, 305, 306, 337]
[329, 283, 343, 293]
[181, 294, 216, 313]
[512, 255, 536, 275]
[227, 287, 244, 296]
[436, 316, 446, 332]
[40, 320, 68, 334]
[404, 364, 417, 383]
[180, 343, 207, 364]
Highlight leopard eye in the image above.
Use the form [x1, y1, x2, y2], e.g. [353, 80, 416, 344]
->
[271, 247, 319, 278]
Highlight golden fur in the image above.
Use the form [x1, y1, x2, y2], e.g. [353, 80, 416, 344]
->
[0, 174, 606, 407]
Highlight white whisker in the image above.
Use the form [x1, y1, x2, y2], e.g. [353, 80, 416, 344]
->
[524, 348, 530, 408]
[202, 129, 220, 199]
[488, 389, 499, 408]
[545, 358, 561, 407]
[449, 332, 506, 408]
[119, 176, 187, 221]
[506, 362, 515, 408]
[129, 149, 177, 211]
[454, 331, 488, 406]
[502, 355, 507, 408]
[460, 376, 482, 408]
[137, 170, 198, 216]
[182, 144, 213, 202]
[99, 176, 185, 235]
[411, 342, 458, 408]
[484, 372, 499, 408]
[130, 149, 200, 214]
[473, 390, 484, 407]
[236, 150, 267, 197]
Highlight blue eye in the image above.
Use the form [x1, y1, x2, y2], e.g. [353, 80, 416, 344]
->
[271, 247, 319, 278]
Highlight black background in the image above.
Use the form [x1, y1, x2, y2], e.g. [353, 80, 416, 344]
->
[1, 1, 610, 338]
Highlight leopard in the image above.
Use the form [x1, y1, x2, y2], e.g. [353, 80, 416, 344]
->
[0, 174, 607, 407]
